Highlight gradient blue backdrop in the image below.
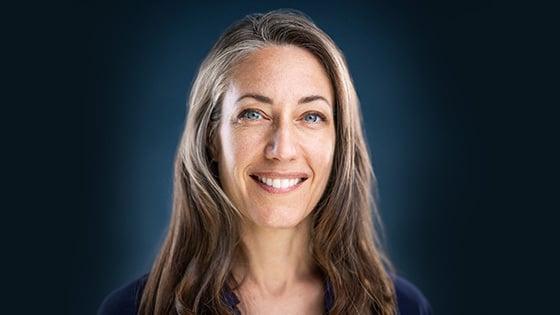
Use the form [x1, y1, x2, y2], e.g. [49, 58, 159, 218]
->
[78, 1, 507, 314]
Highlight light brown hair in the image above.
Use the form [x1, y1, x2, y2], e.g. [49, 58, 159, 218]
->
[139, 9, 396, 314]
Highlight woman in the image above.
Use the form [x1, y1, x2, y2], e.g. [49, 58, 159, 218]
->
[99, 9, 432, 315]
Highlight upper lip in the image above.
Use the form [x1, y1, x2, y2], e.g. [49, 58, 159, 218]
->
[251, 171, 309, 179]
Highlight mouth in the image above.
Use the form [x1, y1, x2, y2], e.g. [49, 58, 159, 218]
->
[249, 174, 309, 194]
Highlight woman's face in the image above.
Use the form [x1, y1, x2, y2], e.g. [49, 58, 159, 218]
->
[215, 45, 335, 229]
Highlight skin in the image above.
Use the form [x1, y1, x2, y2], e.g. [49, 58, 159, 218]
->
[213, 44, 336, 314]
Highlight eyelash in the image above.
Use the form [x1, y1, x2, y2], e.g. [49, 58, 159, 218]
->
[238, 109, 327, 124]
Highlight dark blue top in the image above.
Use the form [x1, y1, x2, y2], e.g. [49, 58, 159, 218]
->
[98, 273, 432, 314]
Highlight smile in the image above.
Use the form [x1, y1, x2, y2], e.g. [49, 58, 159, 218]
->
[249, 175, 308, 194]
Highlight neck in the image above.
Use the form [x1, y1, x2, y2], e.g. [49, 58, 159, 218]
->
[233, 217, 320, 296]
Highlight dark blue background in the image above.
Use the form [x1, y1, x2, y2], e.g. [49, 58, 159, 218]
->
[34, 0, 553, 314]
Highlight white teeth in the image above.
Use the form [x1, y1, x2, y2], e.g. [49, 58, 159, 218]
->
[256, 176, 302, 189]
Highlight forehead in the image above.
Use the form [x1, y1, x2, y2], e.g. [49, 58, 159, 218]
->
[227, 45, 334, 104]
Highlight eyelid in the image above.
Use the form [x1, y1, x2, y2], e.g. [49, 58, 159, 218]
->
[237, 108, 328, 124]
[303, 111, 328, 123]
[238, 108, 266, 121]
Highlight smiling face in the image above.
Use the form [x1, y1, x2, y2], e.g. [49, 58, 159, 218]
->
[214, 45, 336, 229]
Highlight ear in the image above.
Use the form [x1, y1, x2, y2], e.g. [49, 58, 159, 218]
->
[209, 134, 220, 162]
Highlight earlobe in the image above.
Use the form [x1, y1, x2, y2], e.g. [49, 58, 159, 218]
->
[208, 145, 218, 162]
[208, 143, 220, 180]
[209, 136, 220, 162]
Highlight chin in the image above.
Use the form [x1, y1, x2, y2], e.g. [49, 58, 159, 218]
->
[248, 207, 309, 229]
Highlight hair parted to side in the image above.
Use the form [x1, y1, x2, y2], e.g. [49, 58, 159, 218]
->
[138, 9, 396, 315]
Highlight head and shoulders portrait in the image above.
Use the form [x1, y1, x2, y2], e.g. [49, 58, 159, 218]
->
[98, 9, 432, 315]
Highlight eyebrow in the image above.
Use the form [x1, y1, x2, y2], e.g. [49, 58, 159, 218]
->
[236, 93, 331, 107]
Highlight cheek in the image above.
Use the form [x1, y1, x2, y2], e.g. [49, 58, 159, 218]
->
[303, 131, 335, 170]
[220, 127, 263, 173]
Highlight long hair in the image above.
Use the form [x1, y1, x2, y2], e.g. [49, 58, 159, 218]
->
[139, 9, 396, 315]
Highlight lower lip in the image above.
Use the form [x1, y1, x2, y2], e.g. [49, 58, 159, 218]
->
[251, 176, 307, 194]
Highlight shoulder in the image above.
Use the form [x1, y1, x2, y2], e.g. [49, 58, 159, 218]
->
[97, 273, 149, 315]
[391, 274, 433, 315]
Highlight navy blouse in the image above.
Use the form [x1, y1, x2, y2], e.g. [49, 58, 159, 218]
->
[98, 273, 432, 314]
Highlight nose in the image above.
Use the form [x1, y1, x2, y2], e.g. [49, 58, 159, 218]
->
[265, 120, 298, 161]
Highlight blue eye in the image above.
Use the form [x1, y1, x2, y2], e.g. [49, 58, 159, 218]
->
[303, 112, 324, 124]
[240, 109, 262, 121]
